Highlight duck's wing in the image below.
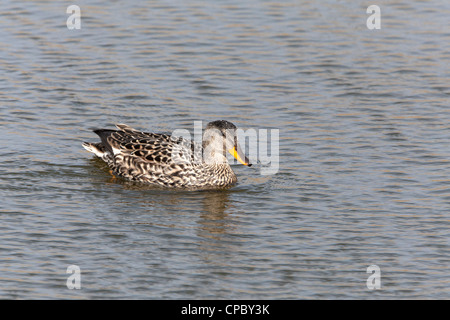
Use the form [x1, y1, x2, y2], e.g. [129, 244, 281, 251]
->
[102, 124, 202, 165]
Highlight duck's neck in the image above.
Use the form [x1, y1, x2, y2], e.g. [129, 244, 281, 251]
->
[202, 131, 228, 165]
[203, 147, 228, 165]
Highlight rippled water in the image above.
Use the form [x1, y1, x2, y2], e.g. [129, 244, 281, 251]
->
[1, 0, 449, 299]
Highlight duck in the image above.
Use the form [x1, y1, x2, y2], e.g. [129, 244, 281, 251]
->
[82, 120, 252, 188]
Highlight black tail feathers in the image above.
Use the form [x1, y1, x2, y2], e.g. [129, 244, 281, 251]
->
[93, 129, 116, 154]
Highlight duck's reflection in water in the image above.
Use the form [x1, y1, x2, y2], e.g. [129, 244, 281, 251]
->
[195, 189, 246, 268]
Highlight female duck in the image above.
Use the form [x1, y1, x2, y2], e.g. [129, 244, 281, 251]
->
[82, 120, 251, 188]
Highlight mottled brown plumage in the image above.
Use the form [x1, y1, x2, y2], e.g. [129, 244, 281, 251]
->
[82, 121, 251, 188]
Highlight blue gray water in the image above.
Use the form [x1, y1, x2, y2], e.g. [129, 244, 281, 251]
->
[1, 0, 449, 299]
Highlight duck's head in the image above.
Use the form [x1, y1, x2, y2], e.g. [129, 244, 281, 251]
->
[203, 120, 252, 166]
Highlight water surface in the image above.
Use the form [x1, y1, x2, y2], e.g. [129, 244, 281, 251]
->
[0, 0, 449, 299]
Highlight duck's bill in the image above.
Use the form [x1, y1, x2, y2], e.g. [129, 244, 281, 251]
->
[228, 145, 252, 166]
